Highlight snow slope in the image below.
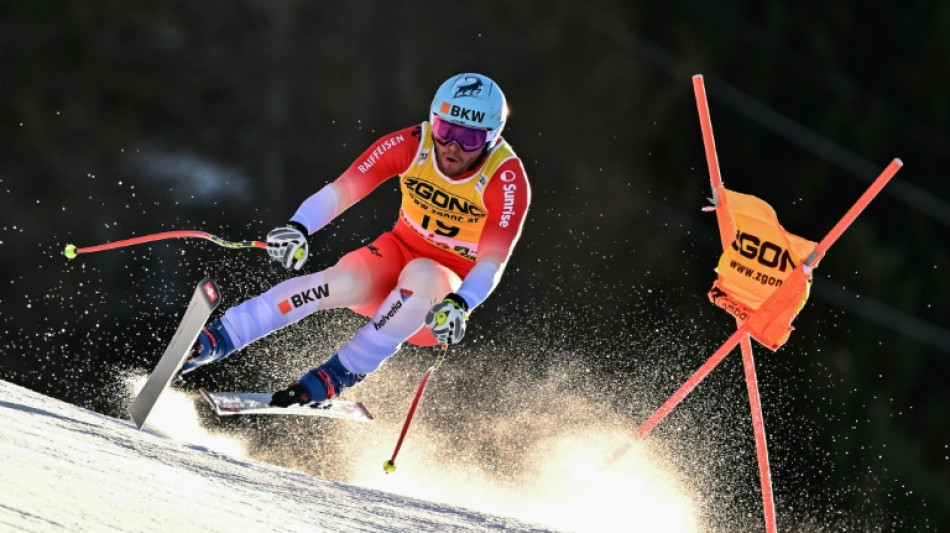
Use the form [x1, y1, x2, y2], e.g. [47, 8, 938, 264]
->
[0, 379, 555, 533]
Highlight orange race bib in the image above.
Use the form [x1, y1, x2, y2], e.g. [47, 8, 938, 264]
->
[398, 121, 516, 261]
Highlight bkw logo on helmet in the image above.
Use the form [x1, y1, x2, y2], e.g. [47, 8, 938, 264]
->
[440, 102, 486, 124]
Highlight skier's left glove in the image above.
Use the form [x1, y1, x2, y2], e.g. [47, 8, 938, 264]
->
[425, 293, 470, 345]
[266, 221, 309, 271]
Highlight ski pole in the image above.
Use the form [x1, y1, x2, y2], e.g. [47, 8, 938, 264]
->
[62, 230, 300, 259]
[383, 344, 449, 474]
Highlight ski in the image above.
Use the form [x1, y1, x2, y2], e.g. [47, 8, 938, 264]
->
[130, 279, 222, 429]
[199, 388, 375, 423]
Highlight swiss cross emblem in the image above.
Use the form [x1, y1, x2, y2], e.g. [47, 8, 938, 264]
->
[203, 282, 218, 302]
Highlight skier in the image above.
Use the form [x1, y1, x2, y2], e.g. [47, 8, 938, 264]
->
[183, 73, 531, 407]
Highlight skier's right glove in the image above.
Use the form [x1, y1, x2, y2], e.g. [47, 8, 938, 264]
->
[266, 221, 309, 271]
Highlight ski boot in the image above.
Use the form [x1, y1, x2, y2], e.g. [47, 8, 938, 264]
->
[271, 353, 365, 407]
[181, 318, 236, 374]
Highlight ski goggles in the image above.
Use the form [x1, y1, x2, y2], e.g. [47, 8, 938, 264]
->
[431, 116, 489, 152]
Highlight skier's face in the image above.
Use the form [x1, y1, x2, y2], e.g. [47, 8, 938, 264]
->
[431, 116, 487, 177]
[434, 137, 482, 178]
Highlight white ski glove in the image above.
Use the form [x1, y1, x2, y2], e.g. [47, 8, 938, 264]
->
[425, 293, 470, 346]
[266, 222, 309, 270]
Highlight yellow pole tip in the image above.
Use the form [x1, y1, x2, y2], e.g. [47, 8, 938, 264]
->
[383, 460, 396, 474]
[64, 244, 77, 259]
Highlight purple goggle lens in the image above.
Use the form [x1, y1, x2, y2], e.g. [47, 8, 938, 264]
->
[431, 116, 488, 152]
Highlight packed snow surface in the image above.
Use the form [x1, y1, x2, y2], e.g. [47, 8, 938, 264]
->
[0, 379, 557, 532]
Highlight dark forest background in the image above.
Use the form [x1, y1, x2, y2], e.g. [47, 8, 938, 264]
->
[1, 1, 948, 531]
